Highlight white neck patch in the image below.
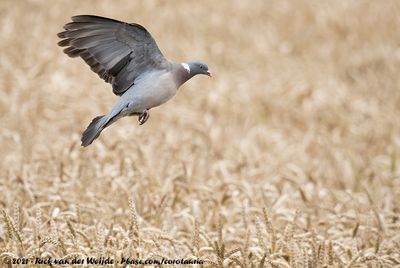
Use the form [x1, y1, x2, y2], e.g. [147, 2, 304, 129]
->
[181, 63, 190, 74]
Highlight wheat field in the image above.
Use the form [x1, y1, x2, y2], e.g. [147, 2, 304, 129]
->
[1, 0, 400, 267]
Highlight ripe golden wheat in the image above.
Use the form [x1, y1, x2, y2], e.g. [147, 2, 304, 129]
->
[1, 0, 399, 267]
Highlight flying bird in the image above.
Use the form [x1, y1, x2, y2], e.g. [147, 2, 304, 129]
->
[57, 15, 211, 147]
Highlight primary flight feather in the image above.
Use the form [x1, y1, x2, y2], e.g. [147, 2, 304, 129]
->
[57, 15, 211, 147]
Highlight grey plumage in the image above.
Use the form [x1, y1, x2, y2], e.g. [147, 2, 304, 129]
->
[58, 15, 211, 147]
[81, 115, 107, 146]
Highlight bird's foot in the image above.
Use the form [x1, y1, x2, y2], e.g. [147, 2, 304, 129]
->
[138, 109, 150, 125]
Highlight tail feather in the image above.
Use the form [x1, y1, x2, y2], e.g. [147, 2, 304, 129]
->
[81, 115, 107, 147]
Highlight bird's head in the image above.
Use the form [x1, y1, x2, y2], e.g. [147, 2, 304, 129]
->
[182, 61, 212, 78]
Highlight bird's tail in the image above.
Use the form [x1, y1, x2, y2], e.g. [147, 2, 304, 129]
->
[81, 115, 108, 147]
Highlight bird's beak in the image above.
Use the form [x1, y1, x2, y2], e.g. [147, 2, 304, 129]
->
[206, 70, 212, 78]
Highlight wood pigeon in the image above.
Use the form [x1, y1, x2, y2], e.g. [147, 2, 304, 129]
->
[57, 15, 211, 147]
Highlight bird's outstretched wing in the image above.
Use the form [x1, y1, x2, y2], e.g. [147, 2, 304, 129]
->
[57, 15, 170, 95]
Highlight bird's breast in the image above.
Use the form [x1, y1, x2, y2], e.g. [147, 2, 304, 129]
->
[127, 71, 178, 111]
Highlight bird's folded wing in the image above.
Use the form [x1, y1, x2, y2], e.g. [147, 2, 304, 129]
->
[57, 15, 169, 95]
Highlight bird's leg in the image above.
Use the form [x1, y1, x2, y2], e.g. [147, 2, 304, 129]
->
[138, 109, 150, 125]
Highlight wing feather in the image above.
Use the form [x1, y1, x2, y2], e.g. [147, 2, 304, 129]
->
[57, 15, 170, 95]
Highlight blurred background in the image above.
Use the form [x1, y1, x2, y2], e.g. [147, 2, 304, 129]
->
[1, 0, 399, 265]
